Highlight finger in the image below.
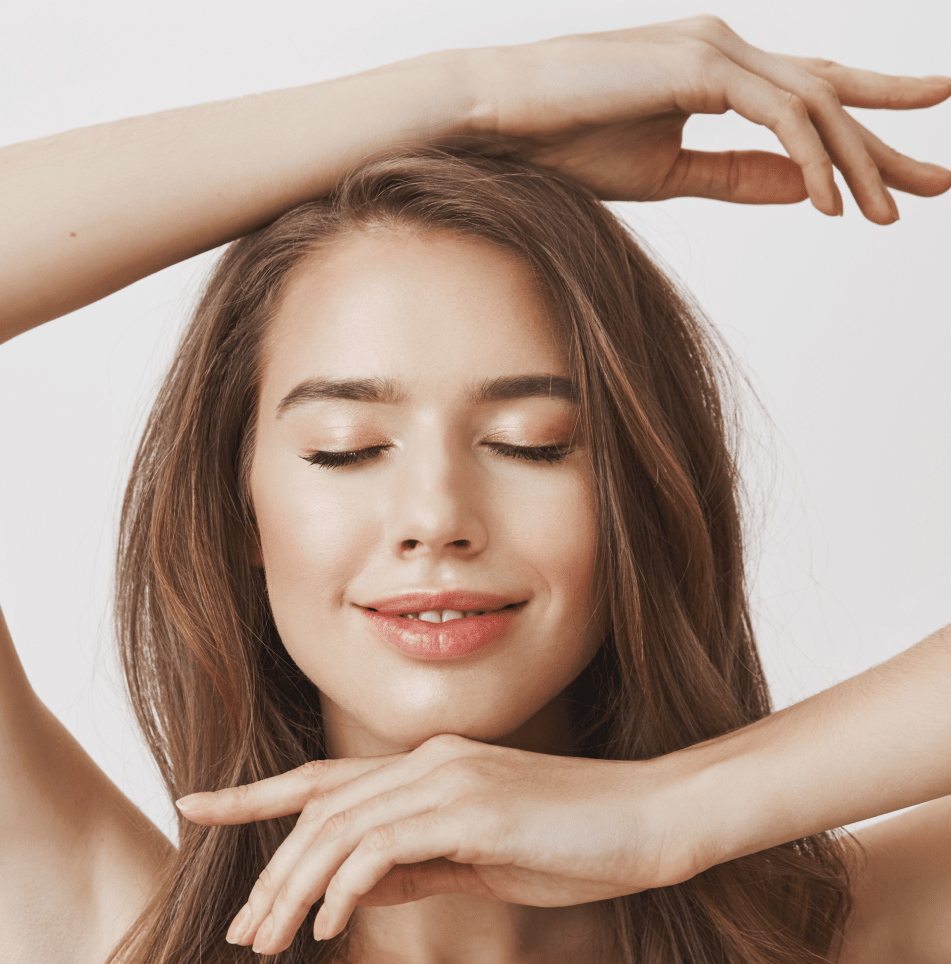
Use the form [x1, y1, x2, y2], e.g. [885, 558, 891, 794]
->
[229, 763, 432, 944]
[246, 780, 448, 954]
[702, 34, 898, 222]
[775, 57, 951, 111]
[228, 738, 486, 944]
[226, 795, 334, 946]
[696, 54, 839, 216]
[175, 752, 407, 824]
[656, 149, 814, 205]
[312, 809, 482, 942]
[853, 121, 951, 198]
[352, 857, 488, 906]
[229, 758, 444, 943]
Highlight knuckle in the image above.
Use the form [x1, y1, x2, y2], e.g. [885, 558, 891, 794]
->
[298, 795, 325, 828]
[677, 14, 734, 44]
[806, 57, 839, 75]
[782, 91, 810, 123]
[365, 822, 398, 854]
[320, 809, 351, 842]
[295, 759, 326, 789]
[808, 78, 841, 113]
[696, 13, 733, 39]
[419, 732, 466, 758]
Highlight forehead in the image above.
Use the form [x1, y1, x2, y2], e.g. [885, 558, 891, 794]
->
[259, 229, 566, 396]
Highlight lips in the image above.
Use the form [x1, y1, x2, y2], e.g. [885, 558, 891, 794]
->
[362, 591, 523, 617]
[360, 591, 526, 660]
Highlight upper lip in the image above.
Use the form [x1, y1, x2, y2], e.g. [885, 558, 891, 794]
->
[361, 591, 525, 616]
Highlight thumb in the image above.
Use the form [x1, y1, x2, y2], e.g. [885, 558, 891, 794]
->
[356, 859, 494, 906]
[656, 149, 816, 206]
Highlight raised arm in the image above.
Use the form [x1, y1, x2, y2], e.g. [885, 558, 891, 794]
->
[681, 623, 951, 863]
[3, 17, 949, 344]
[2, 17, 949, 962]
[0, 54, 475, 342]
[667, 623, 951, 962]
[0, 603, 175, 963]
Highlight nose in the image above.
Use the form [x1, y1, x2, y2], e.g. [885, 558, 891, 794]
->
[386, 434, 488, 560]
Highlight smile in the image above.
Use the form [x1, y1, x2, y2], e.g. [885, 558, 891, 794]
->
[397, 604, 518, 622]
[362, 603, 525, 660]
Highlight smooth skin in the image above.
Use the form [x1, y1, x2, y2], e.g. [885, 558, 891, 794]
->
[2, 15, 951, 964]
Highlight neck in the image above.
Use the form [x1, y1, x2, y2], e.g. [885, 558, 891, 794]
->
[318, 692, 611, 964]
[345, 898, 609, 964]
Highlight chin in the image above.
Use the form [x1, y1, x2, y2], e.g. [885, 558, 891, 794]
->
[323, 688, 550, 756]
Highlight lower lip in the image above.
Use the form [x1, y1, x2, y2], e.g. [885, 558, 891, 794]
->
[362, 606, 522, 660]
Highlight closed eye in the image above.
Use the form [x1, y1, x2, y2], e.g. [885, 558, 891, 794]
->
[487, 443, 572, 464]
[302, 446, 391, 468]
[302, 443, 573, 469]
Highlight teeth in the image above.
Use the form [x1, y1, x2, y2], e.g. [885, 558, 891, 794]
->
[399, 609, 488, 621]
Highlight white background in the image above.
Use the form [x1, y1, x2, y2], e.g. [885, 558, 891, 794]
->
[0, 0, 948, 842]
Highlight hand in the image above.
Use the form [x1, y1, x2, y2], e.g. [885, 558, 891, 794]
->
[176, 734, 703, 954]
[469, 15, 951, 221]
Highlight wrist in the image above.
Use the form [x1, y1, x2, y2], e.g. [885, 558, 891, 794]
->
[645, 750, 730, 880]
[362, 48, 490, 142]
[667, 729, 808, 871]
[615, 753, 726, 888]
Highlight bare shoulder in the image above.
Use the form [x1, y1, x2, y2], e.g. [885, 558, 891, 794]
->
[837, 798, 951, 964]
[0, 693, 174, 964]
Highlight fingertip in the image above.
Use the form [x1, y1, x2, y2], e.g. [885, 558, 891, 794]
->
[886, 189, 901, 222]
[807, 186, 838, 218]
[251, 915, 274, 954]
[176, 791, 216, 813]
[313, 903, 330, 941]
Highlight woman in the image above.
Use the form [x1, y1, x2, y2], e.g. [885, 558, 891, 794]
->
[1, 15, 949, 964]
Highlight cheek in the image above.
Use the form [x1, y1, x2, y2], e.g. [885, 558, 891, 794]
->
[499, 472, 599, 604]
[251, 459, 372, 619]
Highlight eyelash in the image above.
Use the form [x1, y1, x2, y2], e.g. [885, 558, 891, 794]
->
[302, 443, 571, 469]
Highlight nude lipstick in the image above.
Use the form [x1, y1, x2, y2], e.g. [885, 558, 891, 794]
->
[360, 591, 525, 660]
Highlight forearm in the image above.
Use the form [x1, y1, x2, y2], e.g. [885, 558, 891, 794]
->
[0, 50, 479, 343]
[672, 622, 951, 868]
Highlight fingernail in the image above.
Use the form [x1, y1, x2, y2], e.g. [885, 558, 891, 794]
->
[887, 193, 900, 222]
[923, 75, 951, 85]
[226, 904, 251, 944]
[252, 915, 273, 954]
[834, 184, 844, 217]
[175, 792, 215, 812]
[313, 904, 329, 941]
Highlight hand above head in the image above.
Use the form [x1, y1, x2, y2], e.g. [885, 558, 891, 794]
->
[6, 13, 948, 341]
[176, 734, 704, 955]
[468, 15, 951, 221]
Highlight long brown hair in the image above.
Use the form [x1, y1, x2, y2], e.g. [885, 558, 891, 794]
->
[110, 148, 851, 964]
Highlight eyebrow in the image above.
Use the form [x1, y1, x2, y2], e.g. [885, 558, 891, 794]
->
[275, 373, 577, 416]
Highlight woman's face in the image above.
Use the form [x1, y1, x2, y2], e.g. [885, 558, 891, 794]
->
[250, 228, 603, 757]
